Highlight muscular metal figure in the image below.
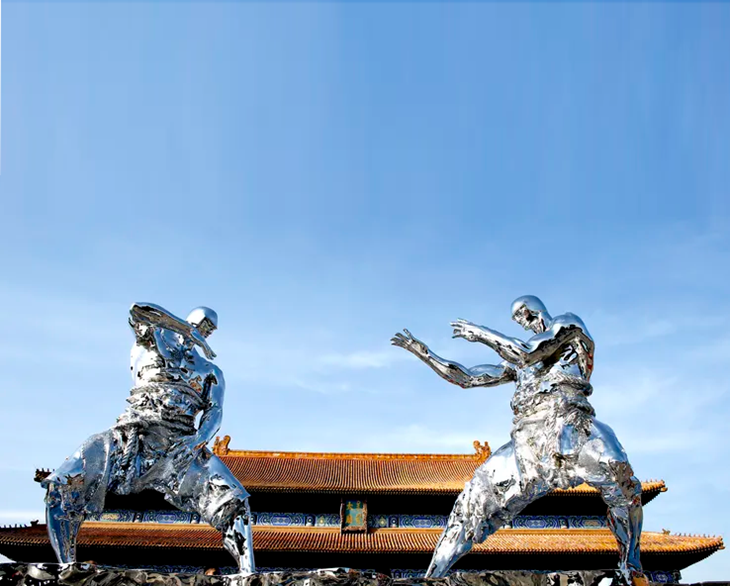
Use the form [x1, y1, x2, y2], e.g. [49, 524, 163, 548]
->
[392, 296, 645, 585]
[42, 303, 255, 573]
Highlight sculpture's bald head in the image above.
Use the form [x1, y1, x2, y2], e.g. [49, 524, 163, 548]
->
[511, 295, 551, 334]
[187, 307, 218, 338]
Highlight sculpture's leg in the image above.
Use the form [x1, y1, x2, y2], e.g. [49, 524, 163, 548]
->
[578, 421, 645, 586]
[599, 465, 644, 586]
[427, 489, 476, 578]
[171, 448, 256, 574]
[222, 499, 256, 574]
[41, 432, 114, 564]
[427, 440, 543, 578]
[45, 482, 85, 564]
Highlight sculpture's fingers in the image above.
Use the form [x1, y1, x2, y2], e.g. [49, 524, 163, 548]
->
[403, 328, 413, 338]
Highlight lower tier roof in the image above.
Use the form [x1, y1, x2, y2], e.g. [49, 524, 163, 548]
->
[0, 523, 722, 571]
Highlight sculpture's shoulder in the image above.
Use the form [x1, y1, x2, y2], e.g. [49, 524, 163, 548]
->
[552, 313, 593, 341]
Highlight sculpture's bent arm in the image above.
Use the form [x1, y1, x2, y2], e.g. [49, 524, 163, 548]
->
[429, 357, 516, 389]
[130, 302, 215, 359]
[391, 330, 516, 388]
[521, 317, 594, 367]
[457, 316, 592, 367]
[130, 302, 196, 340]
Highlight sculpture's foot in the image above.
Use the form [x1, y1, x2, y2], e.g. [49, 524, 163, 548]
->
[612, 569, 648, 586]
[425, 525, 473, 578]
[222, 506, 256, 576]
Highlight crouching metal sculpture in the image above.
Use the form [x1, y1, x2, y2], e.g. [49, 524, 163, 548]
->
[42, 303, 255, 573]
[392, 296, 645, 586]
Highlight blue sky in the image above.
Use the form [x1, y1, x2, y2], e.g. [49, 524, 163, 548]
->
[1, 1, 729, 581]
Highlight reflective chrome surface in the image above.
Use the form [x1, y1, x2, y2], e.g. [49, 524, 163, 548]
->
[392, 296, 643, 584]
[43, 303, 255, 573]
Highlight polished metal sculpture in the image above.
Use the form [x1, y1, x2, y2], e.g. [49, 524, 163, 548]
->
[42, 303, 255, 573]
[392, 296, 645, 586]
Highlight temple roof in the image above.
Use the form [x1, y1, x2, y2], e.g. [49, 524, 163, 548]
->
[218, 449, 485, 495]
[211, 436, 667, 499]
[0, 523, 722, 567]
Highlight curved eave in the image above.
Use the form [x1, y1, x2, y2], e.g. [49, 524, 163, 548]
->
[242, 482, 666, 503]
[0, 524, 721, 560]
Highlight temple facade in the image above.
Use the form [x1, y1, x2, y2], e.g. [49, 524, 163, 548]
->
[0, 437, 723, 582]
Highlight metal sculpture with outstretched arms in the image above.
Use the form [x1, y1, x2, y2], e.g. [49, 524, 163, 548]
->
[42, 303, 255, 573]
[391, 296, 645, 586]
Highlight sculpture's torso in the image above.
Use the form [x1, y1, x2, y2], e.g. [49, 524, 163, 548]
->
[510, 312, 595, 420]
[119, 328, 221, 433]
[510, 356, 594, 420]
[507, 314, 596, 483]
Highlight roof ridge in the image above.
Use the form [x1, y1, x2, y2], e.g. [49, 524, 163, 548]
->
[213, 436, 493, 461]
[220, 450, 485, 461]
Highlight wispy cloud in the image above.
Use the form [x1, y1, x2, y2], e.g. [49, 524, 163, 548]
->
[593, 370, 676, 414]
[359, 423, 486, 454]
[220, 334, 409, 397]
[318, 349, 406, 370]
[592, 360, 727, 462]
[586, 310, 683, 349]
[291, 378, 355, 395]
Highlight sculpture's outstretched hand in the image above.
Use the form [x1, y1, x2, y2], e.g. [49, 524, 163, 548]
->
[451, 319, 481, 342]
[391, 329, 429, 358]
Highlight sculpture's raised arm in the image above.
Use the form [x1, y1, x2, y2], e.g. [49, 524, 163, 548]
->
[452, 315, 592, 369]
[451, 319, 528, 365]
[391, 329, 516, 388]
[130, 302, 215, 359]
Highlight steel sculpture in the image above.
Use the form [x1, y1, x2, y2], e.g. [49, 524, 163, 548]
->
[42, 303, 255, 573]
[392, 296, 645, 586]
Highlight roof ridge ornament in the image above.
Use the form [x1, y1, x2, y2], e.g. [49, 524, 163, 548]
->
[473, 440, 491, 461]
[213, 435, 232, 456]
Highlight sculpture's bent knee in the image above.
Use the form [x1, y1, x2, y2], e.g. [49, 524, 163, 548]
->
[42, 431, 115, 564]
